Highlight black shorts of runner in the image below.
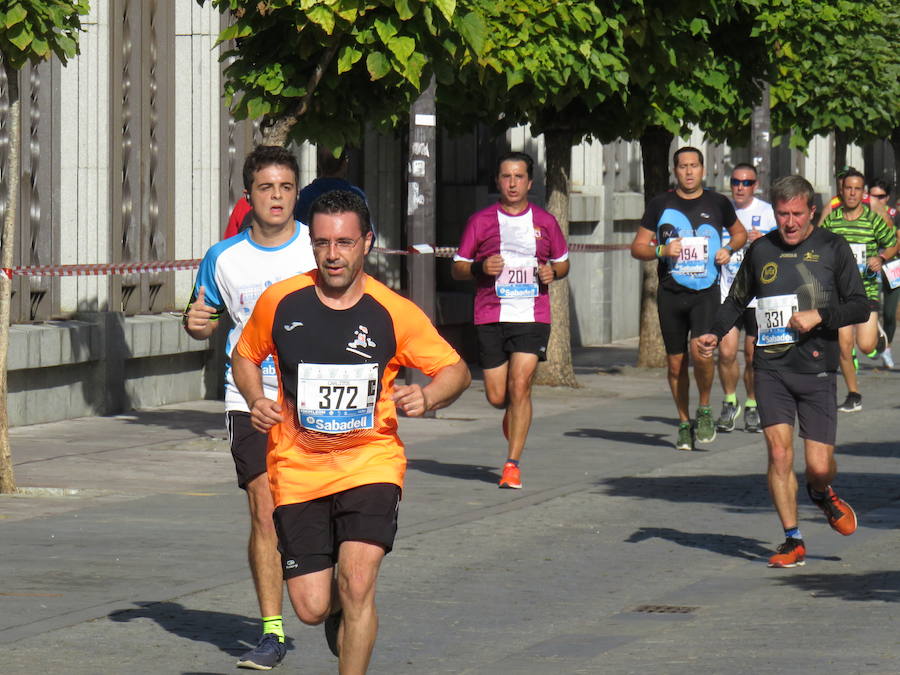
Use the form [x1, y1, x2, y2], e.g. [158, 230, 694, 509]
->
[226, 411, 268, 489]
[476, 322, 551, 369]
[754, 369, 836, 445]
[734, 307, 759, 338]
[273, 483, 401, 579]
[867, 298, 881, 313]
[657, 285, 720, 355]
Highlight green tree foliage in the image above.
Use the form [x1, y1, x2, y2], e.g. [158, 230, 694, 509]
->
[764, 0, 900, 153]
[0, 0, 89, 494]
[200, 0, 487, 147]
[0, 0, 87, 68]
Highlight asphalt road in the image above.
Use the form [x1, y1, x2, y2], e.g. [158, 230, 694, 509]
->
[3, 342, 899, 674]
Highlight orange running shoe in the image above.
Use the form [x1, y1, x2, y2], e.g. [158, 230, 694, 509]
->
[808, 484, 857, 536]
[498, 462, 522, 489]
[767, 537, 806, 568]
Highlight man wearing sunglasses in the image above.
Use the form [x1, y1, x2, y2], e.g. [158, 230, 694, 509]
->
[870, 179, 898, 368]
[716, 164, 777, 433]
[821, 170, 898, 411]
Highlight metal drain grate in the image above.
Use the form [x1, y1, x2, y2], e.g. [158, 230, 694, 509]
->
[632, 604, 698, 614]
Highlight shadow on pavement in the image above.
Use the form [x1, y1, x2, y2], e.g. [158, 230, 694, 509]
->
[407, 458, 499, 484]
[118, 409, 225, 437]
[109, 601, 294, 656]
[598, 474, 780, 510]
[773, 570, 900, 602]
[637, 415, 682, 427]
[564, 428, 673, 448]
[837, 441, 900, 459]
[597, 473, 900, 529]
[625, 526, 773, 560]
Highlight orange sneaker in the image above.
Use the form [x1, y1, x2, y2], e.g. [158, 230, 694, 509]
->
[498, 462, 522, 489]
[767, 537, 806, 568]
[808, 484, 857, 536]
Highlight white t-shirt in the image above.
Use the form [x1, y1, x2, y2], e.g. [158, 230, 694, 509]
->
[192, 224, 316, 412]
[721, 197, 777, 304]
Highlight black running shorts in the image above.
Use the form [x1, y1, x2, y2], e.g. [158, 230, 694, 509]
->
[476, 322, 551, 369]
[657, 285, 720, 355]
[754, 369, 837, 445]
[273, 483, 401, 579]
[730, 308, 759, 338]
[226, 411, 268, 489]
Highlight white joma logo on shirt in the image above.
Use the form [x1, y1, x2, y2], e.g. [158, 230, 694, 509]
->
[283, 321, 304, 331]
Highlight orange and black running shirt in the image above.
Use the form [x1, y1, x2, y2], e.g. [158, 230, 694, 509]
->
[236, 271, 462, 507]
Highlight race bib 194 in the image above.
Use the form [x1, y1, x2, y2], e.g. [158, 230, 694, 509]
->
[496, 265, 539, 298]
[884, 259, 900, 290]
[296, 363, 378, 434]
[673, 236, 709, 276]
[756, 294, 799, 346]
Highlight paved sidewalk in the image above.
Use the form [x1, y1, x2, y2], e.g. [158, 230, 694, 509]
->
[2, 341, 900, 674]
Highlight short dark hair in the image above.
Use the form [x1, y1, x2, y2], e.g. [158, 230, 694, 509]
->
[871, 177, 893, 195]
[308, 189, 372, 237]
[243, 145, 299, 192]
[770, 175, 816, 209]
[842, 168, 865, 185]
[497, 151, 534, 179]
[673, 146, 704, 166]
[731, 163, 757, 176]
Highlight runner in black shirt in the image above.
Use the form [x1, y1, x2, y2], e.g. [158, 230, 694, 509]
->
[632, 147, 746, 450]
[698, 176, 868, 568]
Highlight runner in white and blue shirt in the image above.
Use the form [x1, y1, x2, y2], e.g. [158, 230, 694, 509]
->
[182, 146, 316, 670]
[191, 224, 315, 411]
[715, 163, 777, 433]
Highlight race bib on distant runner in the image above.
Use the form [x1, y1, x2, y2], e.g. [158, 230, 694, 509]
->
[884, 259, 900, 290]
[756, 294, 799, 346]
[849, 243, 867, 274]
[674, 237, 709, 276]
[496, 265, 539, 298]
[296, 363, 378, 434]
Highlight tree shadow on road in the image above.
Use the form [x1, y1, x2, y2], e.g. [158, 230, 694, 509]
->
[117, 409, 226, 438]
[109, 601, 295, 656]
[836, 441, 900, 459]
[407, 458, 499, 484]
[625, 526, 772, 560]
[597, 473, 900, 529]
[772, 570, 900, 602]
[636, 415, 682, 427]
[564, 428, 675, 448]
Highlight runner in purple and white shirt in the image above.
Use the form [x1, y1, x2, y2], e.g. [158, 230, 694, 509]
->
[452, 151, 569, 489]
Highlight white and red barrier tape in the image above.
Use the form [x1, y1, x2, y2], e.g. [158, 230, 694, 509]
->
[1, 243, 630, 278]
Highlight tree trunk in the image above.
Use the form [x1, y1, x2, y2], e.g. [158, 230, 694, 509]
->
[750, 81, 771, 196]
[534, 128, 578, 387]
[259, 38, 341, 147]
[890, 127, 900, 191]
[261, 115, 296, 147]
[834, 128, 848, 179]
[636, 125, 672, 369]
[0, 58, 20, 494]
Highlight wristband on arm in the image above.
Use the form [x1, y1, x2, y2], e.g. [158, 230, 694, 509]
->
[470, 259, 485, 277]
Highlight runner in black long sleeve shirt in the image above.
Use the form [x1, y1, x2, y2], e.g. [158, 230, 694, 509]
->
[698, 176, 867, 569]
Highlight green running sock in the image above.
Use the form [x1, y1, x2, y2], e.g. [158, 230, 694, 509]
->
[724, 393, 737, 404]
[262, 615, 285, 642]
[745, 399, 757, 408]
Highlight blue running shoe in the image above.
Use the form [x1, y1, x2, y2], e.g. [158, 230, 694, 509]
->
[237, 633, 286, 670]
